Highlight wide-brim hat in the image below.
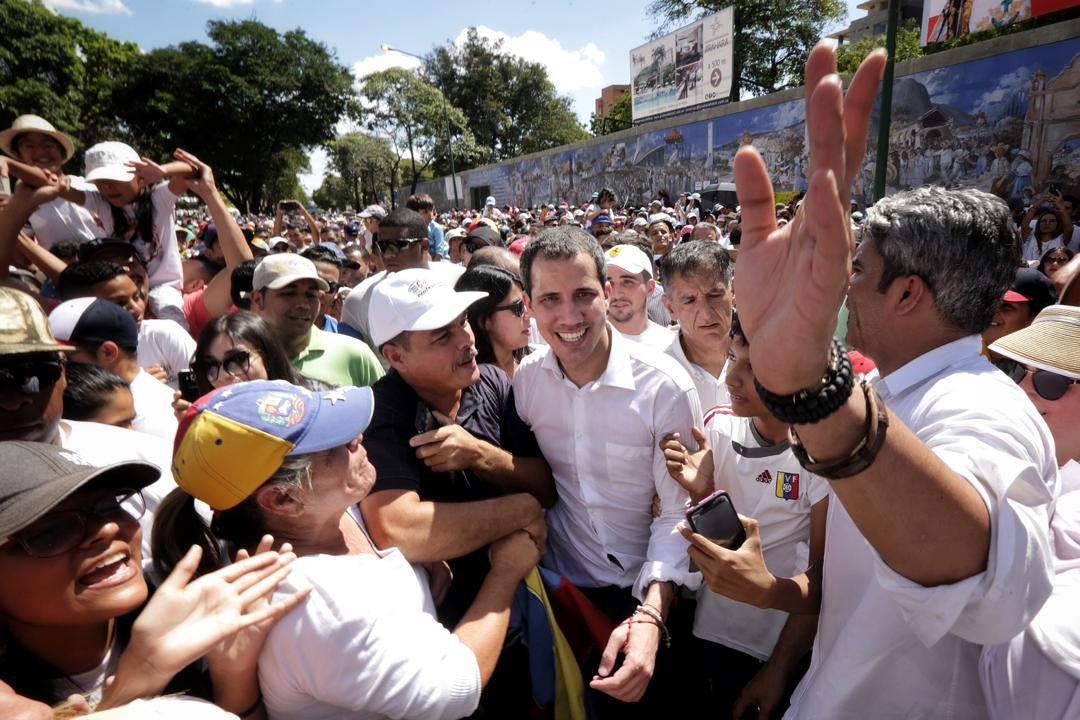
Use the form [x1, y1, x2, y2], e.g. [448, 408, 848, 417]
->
[0, 115, 75, 163]
[990, 305, 1080, 380]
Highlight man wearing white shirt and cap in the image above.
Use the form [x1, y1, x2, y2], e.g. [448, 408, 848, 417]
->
[513, 226, 701, 716]
[695, 44, 1057, 719]
[603, 244, 676, 352]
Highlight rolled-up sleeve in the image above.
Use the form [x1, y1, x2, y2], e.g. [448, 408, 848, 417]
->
[869, 427, 1057, 648]
[634, 383, 704, 599]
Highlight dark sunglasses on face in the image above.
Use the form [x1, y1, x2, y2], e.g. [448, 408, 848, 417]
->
[995, 357, 1080, 401]
[9, 489, 145, 558]
[325, 281, 341, 294]
[0, 359, 64, 396]
[203, 349, 252, 383]
[374, 237, 423, 255]
[493, 299, 526, 318]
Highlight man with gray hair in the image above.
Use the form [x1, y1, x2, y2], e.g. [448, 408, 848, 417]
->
[683, 45, 1057, 718]
[658, 241, 733, 413]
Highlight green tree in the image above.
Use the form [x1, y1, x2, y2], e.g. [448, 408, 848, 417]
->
[424, 28, 588, 162]
[590, 91, 633, 136]
[647, 0, 847, 101]
[836, 21, 923, 74]
[326, 132, 400, 209]
[360, 67, 481, 195]
[115, 19, 356, 213]
[0, 0, 139, 157]
[312, 174, 352, 210]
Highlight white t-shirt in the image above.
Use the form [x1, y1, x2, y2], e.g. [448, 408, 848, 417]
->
[693, 408, 828, 661]
[130, 368, 179, 442]
[259, 549, 481, 720]
[83, 181, 183, 290]
[29, 176, 104, 249]
[58, 419, 177, 567]
[616, 320, 676, 352]
[138, 318, 196, 389]
[665, 332, 730, 415]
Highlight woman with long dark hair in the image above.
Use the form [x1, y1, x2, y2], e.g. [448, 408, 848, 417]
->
[191, 310, 304, 396]
[454, 265, 532, 379]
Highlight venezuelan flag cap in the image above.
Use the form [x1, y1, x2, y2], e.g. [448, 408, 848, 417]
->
[172, 380, 374, 510]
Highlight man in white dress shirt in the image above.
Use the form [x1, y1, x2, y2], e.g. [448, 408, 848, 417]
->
[603, 244, 676, 351]
[658, 240, 734, 414]
[692, 45, 1057, 719]
[514, 227, 701, 716]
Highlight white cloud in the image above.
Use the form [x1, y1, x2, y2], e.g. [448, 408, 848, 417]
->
[299, 147, 327, 195]
[973, 66, 1030, 115]
[42, 0, 132, 14]
[461, 25, 606, 93]
[352, 51, 422, 80]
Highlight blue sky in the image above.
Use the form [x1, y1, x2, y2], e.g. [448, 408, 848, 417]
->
[44, 0, 866, 189]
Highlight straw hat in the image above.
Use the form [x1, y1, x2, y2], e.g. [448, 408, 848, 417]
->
[990, 305, 1080, 380]
[0, 115, 75, 162]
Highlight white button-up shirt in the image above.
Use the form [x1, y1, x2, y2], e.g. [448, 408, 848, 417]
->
[786, 335, 1058, 719]
[665, 332, 731, 415]
[513, 326, 703, 599]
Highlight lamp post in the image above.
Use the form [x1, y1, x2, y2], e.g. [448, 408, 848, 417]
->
[379, 44, 461, 210]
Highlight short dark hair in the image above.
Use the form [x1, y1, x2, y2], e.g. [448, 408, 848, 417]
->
[598, 187, 616, 203]
[301, 246, 342, 268]
[230, 259, 258, 310]
[406, 193, 435, 212]
[380, 207, 428, 239]
[52, 240, 82, 263]
[519, 226, 606, 296]
[729, 309, 746, 344]
[58, 260, 126, 300]
[658, 241, 733, 289]
[62, 362, 130, 422]
[865, 186, 1020, 335]
[184, 254, 224, 283]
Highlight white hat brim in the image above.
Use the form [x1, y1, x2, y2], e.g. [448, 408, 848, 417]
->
[86, 166, 136, 183]
[372, 290, 487, 347]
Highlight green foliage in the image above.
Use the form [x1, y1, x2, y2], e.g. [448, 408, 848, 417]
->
[424, 28, 587, 164]
[326, 132, 399, 209]
[113, 19, 356, 213]
[312, 174, 352, 210]
[647, 0, 847, 101]
[360, 67, 482, 195]
[590, 91, 633, 136]
[0, 0, 139, 157]
[836, 21, 923, 74]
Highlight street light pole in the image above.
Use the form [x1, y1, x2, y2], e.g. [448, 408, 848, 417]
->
[380, 44, 461, 210]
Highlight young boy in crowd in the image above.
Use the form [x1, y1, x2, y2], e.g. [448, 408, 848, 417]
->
[662, 312, 828, 720]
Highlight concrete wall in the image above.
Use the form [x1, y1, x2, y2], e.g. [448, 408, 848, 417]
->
[401, 18, 1080, 211]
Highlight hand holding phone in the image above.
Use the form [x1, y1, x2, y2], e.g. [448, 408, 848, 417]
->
[686, 490, 746, 551]
[177, 370, 201, 402]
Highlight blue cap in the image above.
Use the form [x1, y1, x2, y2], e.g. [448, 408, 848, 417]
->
[593, 213, 613, 225]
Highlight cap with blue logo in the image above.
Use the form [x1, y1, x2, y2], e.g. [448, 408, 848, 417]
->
[172, 380, 374, 510]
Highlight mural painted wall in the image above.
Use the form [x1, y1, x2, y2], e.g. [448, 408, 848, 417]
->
[410, 34, 1080, 211]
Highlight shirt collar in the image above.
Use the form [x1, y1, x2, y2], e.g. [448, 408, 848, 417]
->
[872, 335, 982, 400]
[295, 325, 322, 360]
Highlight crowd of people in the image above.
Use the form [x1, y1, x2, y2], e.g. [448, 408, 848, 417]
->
[0, 44, 1079, 720]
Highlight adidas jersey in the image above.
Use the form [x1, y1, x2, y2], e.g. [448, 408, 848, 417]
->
[693, 405, 830, 661]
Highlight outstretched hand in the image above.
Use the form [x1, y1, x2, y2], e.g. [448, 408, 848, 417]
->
[176, 148, 216, 198]
[733, 44, 886, 395]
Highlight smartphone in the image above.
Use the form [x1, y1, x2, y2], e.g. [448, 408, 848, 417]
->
[685, 490, 746, 563]
[177, 370, 201, 402]
[281, 201, 300, 212]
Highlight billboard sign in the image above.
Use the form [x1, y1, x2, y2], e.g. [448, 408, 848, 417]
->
[922, 0, 1080, 45]
[630, 7, 733, 124]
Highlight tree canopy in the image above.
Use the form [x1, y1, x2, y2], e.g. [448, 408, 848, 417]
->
[647, 0, 847, 101]
[325, 132, 400, 209]
[590, 91, 633, 136]
[836, 21, 923, 74]
[424, 28, 588, 162]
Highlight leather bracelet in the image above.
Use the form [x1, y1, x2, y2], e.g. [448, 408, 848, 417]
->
[788, 380, 889, 479]
[630, 607, 672, 648]
[237, 693, 263, 719]
[755, 339, 856, 425]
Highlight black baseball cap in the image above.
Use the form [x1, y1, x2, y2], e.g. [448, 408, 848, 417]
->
[0, 442, 158, 539]
[1004, 268, 1058, 316]
[48, 297, 139, 352]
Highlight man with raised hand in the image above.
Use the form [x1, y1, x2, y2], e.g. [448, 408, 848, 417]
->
[689, 44, 1057, 718]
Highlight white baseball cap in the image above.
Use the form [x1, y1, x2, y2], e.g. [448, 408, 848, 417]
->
[84, 141, 140, 183]
[252, 254, 330, 292]
[604, 244, 653, 278]
[368, 268, 487, 347]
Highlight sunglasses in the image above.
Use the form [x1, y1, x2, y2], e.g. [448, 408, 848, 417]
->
[995, 358, 1079, 401]
[0, 359, 64, 396]
[493, 299, 526, 318]
[325, 281, 341, 294]
[374, 237, 423, 255]
[203, 349, 252, 383]
[10, 489, 145, 558]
